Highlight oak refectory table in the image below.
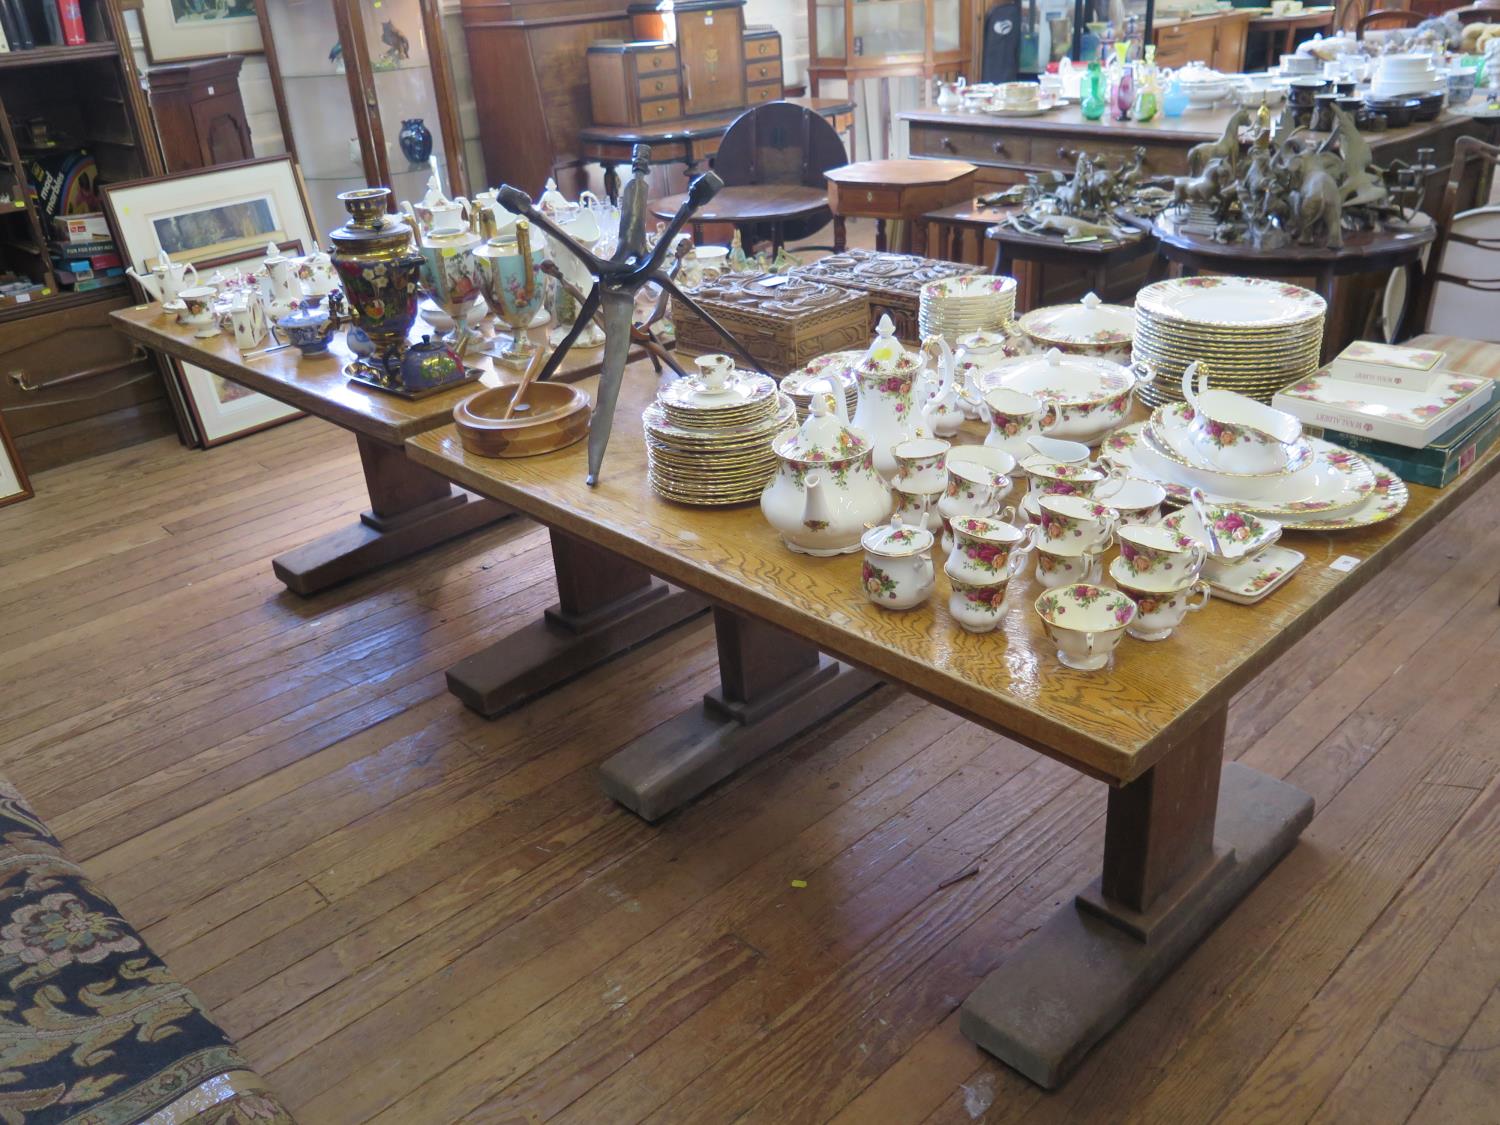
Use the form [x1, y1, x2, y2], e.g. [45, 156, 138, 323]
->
[110, 304, 706, 717]
[406, 334, 1500, 1088]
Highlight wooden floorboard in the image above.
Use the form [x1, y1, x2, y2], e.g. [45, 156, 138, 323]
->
[3, 412, 1500, 1125]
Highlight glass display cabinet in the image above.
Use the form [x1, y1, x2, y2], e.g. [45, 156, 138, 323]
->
[258, 0, 469, 234]
[807, 0, 968, 96]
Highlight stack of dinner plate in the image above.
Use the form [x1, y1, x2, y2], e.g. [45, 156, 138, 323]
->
[1131, 276, 1326, 408]
[918, 274, 1018, 344]
[779, 353, 860, 422]
[643, 367, 796, 506]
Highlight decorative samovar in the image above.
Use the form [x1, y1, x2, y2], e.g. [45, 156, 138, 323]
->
[328, 187, 425, 393]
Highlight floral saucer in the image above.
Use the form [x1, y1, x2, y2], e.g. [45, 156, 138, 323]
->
[1203, 544, 1305, 604]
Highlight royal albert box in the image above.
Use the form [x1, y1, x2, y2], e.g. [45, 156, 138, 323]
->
[789, 250, 973, 340]
[1273, 367, 1495, 449]
[673, 273, 869, 376]
[1325, 340, 1448, 392]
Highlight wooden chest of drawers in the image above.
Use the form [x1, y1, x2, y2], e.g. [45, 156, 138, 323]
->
[588, 41, 684, 127]
[744, 27, 784, 102]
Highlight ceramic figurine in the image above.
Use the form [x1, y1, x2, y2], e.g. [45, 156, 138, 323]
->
[852, 314, 921, 480]
[398, 118, 433, 164]
[328, 187, 424, 392]
[728, 230, 749, 272]
[762, 393, 891, 556]
[859, 516, 935, 610]
[126, 249, 198, 309]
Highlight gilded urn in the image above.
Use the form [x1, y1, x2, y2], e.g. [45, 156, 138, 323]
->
[329, 187, 424, 390]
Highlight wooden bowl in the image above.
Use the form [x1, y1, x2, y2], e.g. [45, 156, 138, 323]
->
[454, 382, 592, 458]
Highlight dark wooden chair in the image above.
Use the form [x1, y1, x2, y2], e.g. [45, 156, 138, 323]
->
[1454, 0, 1500, 24]
[1410, 136, 1500, 341]
[710, 101, 849, 250]
[1355, 7, 1425, 37]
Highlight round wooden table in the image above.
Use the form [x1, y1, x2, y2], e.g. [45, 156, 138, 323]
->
[824, 159, 977, 254]
[650, 184, 830, 254]
[1149, 209, 1435, 359]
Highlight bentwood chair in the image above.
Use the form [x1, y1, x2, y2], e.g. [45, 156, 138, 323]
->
[1355, 7, 1425, 37]
[1410, 136, 1500, 342]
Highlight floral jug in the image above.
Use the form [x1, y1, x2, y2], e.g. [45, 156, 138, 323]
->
[918, 335, 966, 438]
[852, 314, 921, 480]
[762, 392, 891, 556]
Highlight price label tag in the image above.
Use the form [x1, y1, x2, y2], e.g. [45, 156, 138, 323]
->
[1330, 555, 1361, 573]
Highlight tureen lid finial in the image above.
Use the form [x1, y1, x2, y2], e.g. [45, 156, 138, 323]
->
[1081, 291, 1101, 310]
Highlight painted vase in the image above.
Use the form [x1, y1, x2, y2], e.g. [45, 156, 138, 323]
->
[328, 187, 424, 389]
[399, 118, 433, 164]
[416, 224, 482, 350]
[475, 219, 546, 369]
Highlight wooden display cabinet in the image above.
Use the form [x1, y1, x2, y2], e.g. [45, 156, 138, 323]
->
[807, 0, 968, 96]
[0, 0, 172, 471]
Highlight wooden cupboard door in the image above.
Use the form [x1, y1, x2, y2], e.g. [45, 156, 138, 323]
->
[191, 94, 253, 167]
[1213, 17, 1249, 73]
[679, 9, 746, 116]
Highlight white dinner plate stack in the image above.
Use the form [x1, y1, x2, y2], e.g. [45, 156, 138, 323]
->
[1371, 54, 1443, 98]
[918, 274, 1018, 344]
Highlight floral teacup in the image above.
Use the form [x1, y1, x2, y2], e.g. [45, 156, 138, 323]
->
[178, 285, 219, 334]
[1034, 582, 1138, 670]
[1095, 476, 1167, 525]
[1116, 524, 1207, 588]
[938, 462, 1014, 551]
[892, 436, 951, 494]
[984, 387, 1058, 460]
[947, 574, 1015, 633]
[1037, 494, 1118, 553]
[1020, 454, 1118, 498]
[1034, 541, 1106, 588]
[946, 516, 1033, 585]
[1112, 572, 1211, 642]
[894, 483, 945, 533]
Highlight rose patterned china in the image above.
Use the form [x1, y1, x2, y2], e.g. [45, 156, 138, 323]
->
[1037, 494, 1118, 553]
[947, 575, 1016, 633]
[1181, 362, 1304, 475]
[127, 251, 200, 311]
[892, 436, 950, 493]
[917, 337, 967, 438]
[1202, 543, 1306, 604]
[860, 516, 936, 610]
[762, 393, 890, 553]
[1094, 476, 1166, 525]
[983, 387, 1058, 460]
[1116, 523, 1207, 587]
[918, 274, 1018, 344]
[1016, 292, 1136, 363]
[1273, 469, 1408, 532]
[978, 347, 1145, 444]
[948, 444, 1017, 479]
[1158, 501, 1281, 563]
[938, 464, 1014, 551]
[1033, 541, 1106, 588]
[780, 364, 859, 422]
[1109, 567, 1212, 642]
[1149, 402, 1315, 481]
[1021, 453, 1118, 498]
[177, 285, 219, 336]
[945, 516, 1034, 585]
[1034, 583, 1137, 671]
[852, 315, 922, 479]
[893, 483, 945, 533]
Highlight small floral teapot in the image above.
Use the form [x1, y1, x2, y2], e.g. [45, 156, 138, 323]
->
[918, 335, 966, 438]
[761, 392, 891, 556]
[852, 314, 922, 480]
[860, 515, 935, 610]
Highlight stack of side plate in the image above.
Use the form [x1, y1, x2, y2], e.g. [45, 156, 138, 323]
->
[1131, 276, 1326, 409]
[643, 383, 796, 507]
[780, 353, 860, 422]
[918, 274, 1018, 344]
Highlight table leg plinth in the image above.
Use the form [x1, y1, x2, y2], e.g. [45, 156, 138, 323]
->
[446, 579, 709, 718]
[599, 609, 882, 821]
[960, 762, 1313, 1089]
[272, 495, 509, 596]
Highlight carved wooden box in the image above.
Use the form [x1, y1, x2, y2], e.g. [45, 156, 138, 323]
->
[790, 250, 976, 340]
[673, 273, 869, 375]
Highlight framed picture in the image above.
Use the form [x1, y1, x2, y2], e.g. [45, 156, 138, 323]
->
[102, 160, 317, 447]
[140, 0, 264, 64]
[174, 242, 306, 447]
[0, 412, 32, 509]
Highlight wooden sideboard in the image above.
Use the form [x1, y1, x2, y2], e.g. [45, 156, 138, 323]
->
[1152, 10, 1254, 71]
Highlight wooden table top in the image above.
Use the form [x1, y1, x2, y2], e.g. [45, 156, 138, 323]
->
[111, 303, 611, 447]
[406, 334, 1500, 787]
[825, 159, 976, 188]
[649, 184, 829, 224]
[578, 97, 854, 146]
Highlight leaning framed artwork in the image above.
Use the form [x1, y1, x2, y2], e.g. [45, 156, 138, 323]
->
[0, 412, 32, 508]
[103, 160, 315, 446]
[140, 0, 264, 63]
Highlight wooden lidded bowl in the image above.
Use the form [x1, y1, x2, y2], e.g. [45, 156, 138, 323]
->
[454, 382, 592, 458]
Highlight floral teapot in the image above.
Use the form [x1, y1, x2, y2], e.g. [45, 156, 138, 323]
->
[761, 391, 891, 556]
[292, 243, 339, 297]
[851, 314, 922, 480]
[917, 335, 967, 438]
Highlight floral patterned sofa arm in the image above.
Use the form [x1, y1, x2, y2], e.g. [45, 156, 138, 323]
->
[0, 779, 294, 1124]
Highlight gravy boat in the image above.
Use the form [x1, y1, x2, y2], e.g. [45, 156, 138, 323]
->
[1181, 361, 1304, 475]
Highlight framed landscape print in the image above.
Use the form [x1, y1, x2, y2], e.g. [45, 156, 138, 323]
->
[0, 412, 32, 509]
[103, 160, 315, 446]
[141, 0, 264, 63]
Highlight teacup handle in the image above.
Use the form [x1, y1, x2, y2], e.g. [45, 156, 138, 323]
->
[1128, 360, 1153, 387]
[997, 503, 1016, 525]
[1184, 580, 1212, 611]
[1085, 631, 1096, 656]
[1007, 544, 1031, 579]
